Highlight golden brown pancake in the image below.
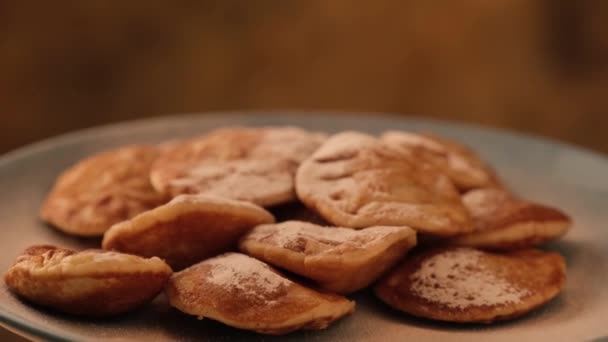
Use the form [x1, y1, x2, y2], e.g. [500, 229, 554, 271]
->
[102, 194, 275, 270]
[374, 247, 566, 323]
[447, 188, 572, 249]
[381, 131, 502, 191]
[4, 245, 172, 316]
[149, 127, 326, 207]
[239, 221, 417, 293]
[166, 253, 355, 335]
[296, 131, 471, 236]
[40, 145, 167, 237]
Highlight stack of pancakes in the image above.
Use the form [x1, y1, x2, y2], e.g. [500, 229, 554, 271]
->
[4, 126, 571, 335]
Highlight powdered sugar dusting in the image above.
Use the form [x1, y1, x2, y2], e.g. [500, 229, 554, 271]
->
[447, 154, 484, 179]
[269, 222, 402, 248]
[169, 159, 293, 206]
[462, 188, 509, 219]
[297, 131, 469, 232]
[276, 223, 355, 246]
[410, 248, 529, 308]
[382, 131, 490, 187]
[206, 253, 290, 302]
[312, 131, 377, 162]
[382, 131, 445, 153]
[255, 127, 327, 163]
[157, 127, 325, 206]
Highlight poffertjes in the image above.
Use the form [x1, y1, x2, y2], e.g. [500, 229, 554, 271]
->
[40, 145, 166, 237]
[166, 253, 355, 335]
[296, 131, 471, 236]
[374, 247, 566, 323]
[26, 125, 574, 334]
[239, 221, 417, 293]
[103, 194, 275, 270]
[381, 131, 502, 191]
[4, 245, 172, 316]
[447, 188, 571, 249]
[149, 127, 326, 207]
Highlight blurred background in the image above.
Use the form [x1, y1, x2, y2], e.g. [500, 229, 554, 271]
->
[1, 1, 608, 156]
[0, 2, 607, 340]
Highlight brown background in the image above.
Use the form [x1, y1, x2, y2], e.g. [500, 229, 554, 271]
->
[1, 1, 608, 155]
[1, 1, 607, 341]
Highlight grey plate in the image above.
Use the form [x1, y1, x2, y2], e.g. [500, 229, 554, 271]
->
[1, 112, 607, 342]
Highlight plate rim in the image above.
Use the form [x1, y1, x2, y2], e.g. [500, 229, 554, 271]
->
[1, 111, 606, 166]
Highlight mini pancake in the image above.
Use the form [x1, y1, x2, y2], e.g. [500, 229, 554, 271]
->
[40, 145, 167, 237]
[239, 221, 417, 294]
[295, 131, 471, 236]
[269, 201, 331, 225]
[150, 127, 326, 207]
[447, 188, 572, 249]
[4, 245, 172, 316]
[374, 247, 566, 323]
[166, 253, 355, 335]
[381, 131, 502, 191]
[102, 194, 275, 270]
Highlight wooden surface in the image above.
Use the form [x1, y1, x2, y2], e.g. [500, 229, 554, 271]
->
[0, 1, 607, 341]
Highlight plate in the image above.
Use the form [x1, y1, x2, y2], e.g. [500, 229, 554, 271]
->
[1, 112, 607, 342]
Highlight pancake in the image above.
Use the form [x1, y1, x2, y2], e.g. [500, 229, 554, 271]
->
[166, 253, 355, 335]
[40, 145, 166, 237]
[102, 194, 275, 270]
[447, 188, 572, 249]
[239, 221, 417, 293]
[4, 245, 172, 316]
[374, 247, 566, 323]
[149, 127, 326, 207]
[295, 131, 471, 236]
[381, 131, 502, 191]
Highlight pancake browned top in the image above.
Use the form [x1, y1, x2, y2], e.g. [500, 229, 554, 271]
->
[40, 145, 166, 237]
[447, 188, 571, 249]
[150, 127, 326, 207]
[296, 131, 471, 236]
[103, 194, 275, 270]
[4, 245, 172, 316]
[381, 131, 501, 191]
[166, 253, 355, 335]
[239, 221, 417, 293]
[374, 247, 566, 323]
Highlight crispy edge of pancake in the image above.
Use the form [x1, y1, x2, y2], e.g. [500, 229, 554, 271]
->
[239, 222, 417, 293]
[447, 221, 570, 249]
[40, 145, 165, 237]
[448, 189, 572, 249]
[4, 245, 172, 316]
[102, 195, 275, 269]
